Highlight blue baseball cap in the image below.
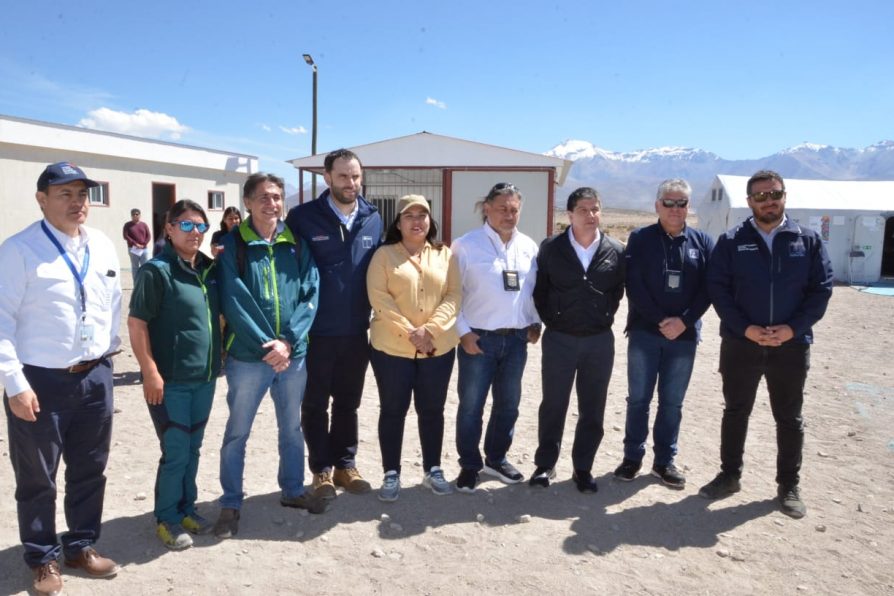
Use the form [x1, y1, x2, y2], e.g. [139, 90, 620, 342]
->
[37, 162, 99, 192]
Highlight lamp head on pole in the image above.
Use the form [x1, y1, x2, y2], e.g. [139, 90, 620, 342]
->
[303, 54, 317, 71]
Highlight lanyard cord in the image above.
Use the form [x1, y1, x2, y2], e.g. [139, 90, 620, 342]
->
[41, 221, 90, 317]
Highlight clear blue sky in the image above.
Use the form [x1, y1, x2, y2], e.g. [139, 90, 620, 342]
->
[2, 1, 891, 183]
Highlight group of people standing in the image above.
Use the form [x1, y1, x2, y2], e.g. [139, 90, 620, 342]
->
[0, 155, 833, 595]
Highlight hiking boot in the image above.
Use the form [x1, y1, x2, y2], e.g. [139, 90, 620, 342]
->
[651, 463, 686, 489]
[378, 471, 401, 502]
[455, 468, 479, 493]
[182, 512, 214, 535]
[312, 469, 337, 500]
[613, 459, 642, 482]
[213, 508, 240, 539]
[156, 522, 193, 550]
[698, 472, 741, 499]
[281, 492, 328, 514]
[778, 484, 807, 519]
[482, 459, 524, 484]
[528, 466, 556, 488]
[333, 467, 372, 494]
[423, 466, 453, 495]
[32, 560, 63, 595]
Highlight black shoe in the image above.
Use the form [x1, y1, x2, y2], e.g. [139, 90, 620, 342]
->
[572, 469, 599, 493]
[213, 508, 240, 539]
[482, 460, 524, 484]
[651, 463, 686, 489]
[280, 492, 328, 514]
[778, 484, 806, 519]
[613, 459, 641, 482]
[528, 466, 556, 488]
[698, 472, 741, 499]
[455, 468, 479, 493]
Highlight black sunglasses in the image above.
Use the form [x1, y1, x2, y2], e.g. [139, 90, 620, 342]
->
[660, 199, 689, 208]
[749, 190, 785, 203]
[174, 220, 210, 233]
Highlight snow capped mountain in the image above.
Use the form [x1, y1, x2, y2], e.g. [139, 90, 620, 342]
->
[548, 139, 894, 211]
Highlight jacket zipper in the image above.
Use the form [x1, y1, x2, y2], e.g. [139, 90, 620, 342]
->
[268, 244, 281, 335]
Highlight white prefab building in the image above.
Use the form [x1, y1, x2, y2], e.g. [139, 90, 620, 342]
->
[699, 174, 894, 284]
[1, 114, 257, 277]
[288, 132, 572, 244]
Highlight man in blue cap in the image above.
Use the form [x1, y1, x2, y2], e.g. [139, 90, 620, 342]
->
[0, 162, 122, 595]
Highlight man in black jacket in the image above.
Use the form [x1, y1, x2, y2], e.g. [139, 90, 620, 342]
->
[529, 187, 625, 492]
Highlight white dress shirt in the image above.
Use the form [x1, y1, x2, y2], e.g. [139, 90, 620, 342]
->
[568, 227, 601, 270]
[451, 223, 540, 336]
[0, 220, 122, 396]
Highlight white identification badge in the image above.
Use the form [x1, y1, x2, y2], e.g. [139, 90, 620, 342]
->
[79, 320, 95, 346]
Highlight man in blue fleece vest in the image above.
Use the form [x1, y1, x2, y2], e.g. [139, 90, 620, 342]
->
[699, 170, 833, 519]
[286, 149, 383, 499]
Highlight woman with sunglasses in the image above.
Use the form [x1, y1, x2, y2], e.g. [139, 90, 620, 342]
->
[451, 182, 542, 493]
[210, 206, 242, 257]
[366, 195, 461, 501]
[128, 199, 221, 550]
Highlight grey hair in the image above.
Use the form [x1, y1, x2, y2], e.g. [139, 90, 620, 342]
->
[656, 178, 692, 200]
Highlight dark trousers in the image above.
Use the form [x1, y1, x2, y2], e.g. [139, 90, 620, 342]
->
[370, 348, 455, 474]
[718, 337, 809, 486]
[535, 328, 614, 471]
[302, 334, 370, 472]
[4, 359, 114, 567]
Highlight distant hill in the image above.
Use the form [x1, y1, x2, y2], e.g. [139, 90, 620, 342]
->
[546, 140, 894, 211]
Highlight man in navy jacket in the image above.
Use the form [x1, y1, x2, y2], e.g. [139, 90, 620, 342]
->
[285, 149, 383, 499]
[613, 179, 714, 490]
[699, 170, 833, 519]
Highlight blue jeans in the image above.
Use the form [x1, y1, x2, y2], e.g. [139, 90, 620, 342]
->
[623, 330, 697, 466]
[455, 328, 528, 471]
[147, 380, 215, 524]
[219, 357, 308, 509]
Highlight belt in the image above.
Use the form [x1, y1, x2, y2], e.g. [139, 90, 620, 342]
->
[476, 327, 523, 336]
[64, 351, 121, 374]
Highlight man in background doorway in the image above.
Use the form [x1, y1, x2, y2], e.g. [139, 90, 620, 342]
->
[123, 208, 151, 284]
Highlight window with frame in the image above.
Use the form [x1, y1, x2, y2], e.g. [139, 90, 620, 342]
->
[208, 191, 225, 210]
[88, 182, 110, 206]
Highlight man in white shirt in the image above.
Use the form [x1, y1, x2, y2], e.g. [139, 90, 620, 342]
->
[451, 182, 541, 493]
[530, 187, 625, 493]
[0, 162, 122, 595]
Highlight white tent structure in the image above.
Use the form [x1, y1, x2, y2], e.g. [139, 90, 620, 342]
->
[699, 175, 894, 284]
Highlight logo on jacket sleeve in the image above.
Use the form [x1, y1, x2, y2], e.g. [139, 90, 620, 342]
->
[362, 236, 374, 249]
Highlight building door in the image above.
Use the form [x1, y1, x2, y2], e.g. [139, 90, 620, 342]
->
[851, 215, 885, 284]
[152, 183, 176, 251]
[882, 216, 894, 278]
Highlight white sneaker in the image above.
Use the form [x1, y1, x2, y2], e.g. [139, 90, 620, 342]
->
[423, 466, 453, 496]
[378, 471, 401, 502]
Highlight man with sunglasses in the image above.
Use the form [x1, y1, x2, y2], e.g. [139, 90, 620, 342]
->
[700, 170, 833, 519]
[0, 162, 122, 594]
[529, 187, 625, 493]
[613, 179, 714, 489]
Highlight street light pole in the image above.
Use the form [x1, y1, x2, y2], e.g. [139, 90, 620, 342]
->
[303, 54, 318, 200]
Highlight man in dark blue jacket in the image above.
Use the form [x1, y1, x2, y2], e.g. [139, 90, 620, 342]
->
[285, 149, 383, 499]
[529, 187, 625, 493]
[699, 170, 833, 519]
[613, 179, 714, 490]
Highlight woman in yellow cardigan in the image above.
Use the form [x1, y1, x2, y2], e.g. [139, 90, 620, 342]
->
[366, 195, 461, 502]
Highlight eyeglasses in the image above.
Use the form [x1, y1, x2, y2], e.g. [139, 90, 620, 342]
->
[492, 182, 517, 191]
[749, 190, 785, 203]
[660, 199, 689, 208]
[174, 220, 209, 233]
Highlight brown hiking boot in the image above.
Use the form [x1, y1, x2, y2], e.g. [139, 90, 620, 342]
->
[333, 467, 372, 494]
[312, 470, 337, 499]
[63, 547, 119, 577]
